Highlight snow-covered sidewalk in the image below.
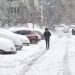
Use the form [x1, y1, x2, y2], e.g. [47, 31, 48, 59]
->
[25, 36, 69, 75]
[68, 35, 75, 75]
[0, 34, 59, 75]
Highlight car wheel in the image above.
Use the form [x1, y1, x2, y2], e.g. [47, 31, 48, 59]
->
[0, 50, 6, 54]
[16, 46, 22, 51]
[31, 39, 37, 44]
[19, 46, 22, 50]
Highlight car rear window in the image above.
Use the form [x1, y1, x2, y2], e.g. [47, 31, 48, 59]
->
[14, 30, 30, 35]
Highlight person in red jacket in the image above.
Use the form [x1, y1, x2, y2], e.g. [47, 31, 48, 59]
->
[44, 28, 51, 50]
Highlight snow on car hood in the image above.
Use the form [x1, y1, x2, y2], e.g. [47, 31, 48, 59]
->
[0, 29, 22, 45]
[15, 34, 30, 44]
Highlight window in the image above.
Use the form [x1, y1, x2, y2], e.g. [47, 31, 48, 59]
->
[22, 30, 30, 35]
[14, 31, 22, 34]
[9, 7, 13, 13]
[9, 7, 19, 14]
[17, 7, 19, 14]
[14, 7, 16, 13]
[11, 8, 13, 13]
[14, 30, 30, 35]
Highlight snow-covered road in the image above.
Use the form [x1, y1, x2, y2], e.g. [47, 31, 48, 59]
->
[0, 34, 75, 75]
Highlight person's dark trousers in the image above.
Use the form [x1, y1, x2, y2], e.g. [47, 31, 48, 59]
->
[45, 38, 50, 49]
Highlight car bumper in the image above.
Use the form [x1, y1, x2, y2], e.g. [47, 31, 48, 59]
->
[4, 51, 16, 54]
[23, 43, 30, 46]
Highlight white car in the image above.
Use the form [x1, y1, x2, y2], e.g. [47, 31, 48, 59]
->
[16, 34, 30, 46]
[0, 37, 16, 54]
[1, 28, 30, 45]
[0, 28, 23, 51]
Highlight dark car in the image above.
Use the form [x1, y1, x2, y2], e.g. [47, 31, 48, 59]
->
[14, 30, 39, 44]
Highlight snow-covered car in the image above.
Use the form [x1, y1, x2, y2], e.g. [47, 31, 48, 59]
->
[0, 37, 16, 54]
[9, 27, 30, 45]
[54, 25, 69, 33]
[0, 29, 23, 51]
[16, 34, 30, 46]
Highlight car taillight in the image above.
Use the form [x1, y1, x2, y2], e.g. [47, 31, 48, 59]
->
[27, 35, 38, 39]
[35, 36, 38, 39]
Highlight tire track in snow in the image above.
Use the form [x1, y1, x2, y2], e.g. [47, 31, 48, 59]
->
[57, 34, 72, 75]
[23, 35, 71, 75]
[66, 35, 75, 75]
[17, 36, 61, 75]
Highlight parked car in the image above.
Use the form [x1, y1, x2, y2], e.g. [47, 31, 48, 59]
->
[0, 29, 23, 51]
[16, 34, 30, 46]
[13, 30, 39, 44]
[6, 28, 30, 46]
[0, 37, 16, 54]
[34, 31, 44, 40]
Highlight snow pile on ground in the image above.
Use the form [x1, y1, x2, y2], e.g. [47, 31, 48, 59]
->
[0, 44, 43, 75]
